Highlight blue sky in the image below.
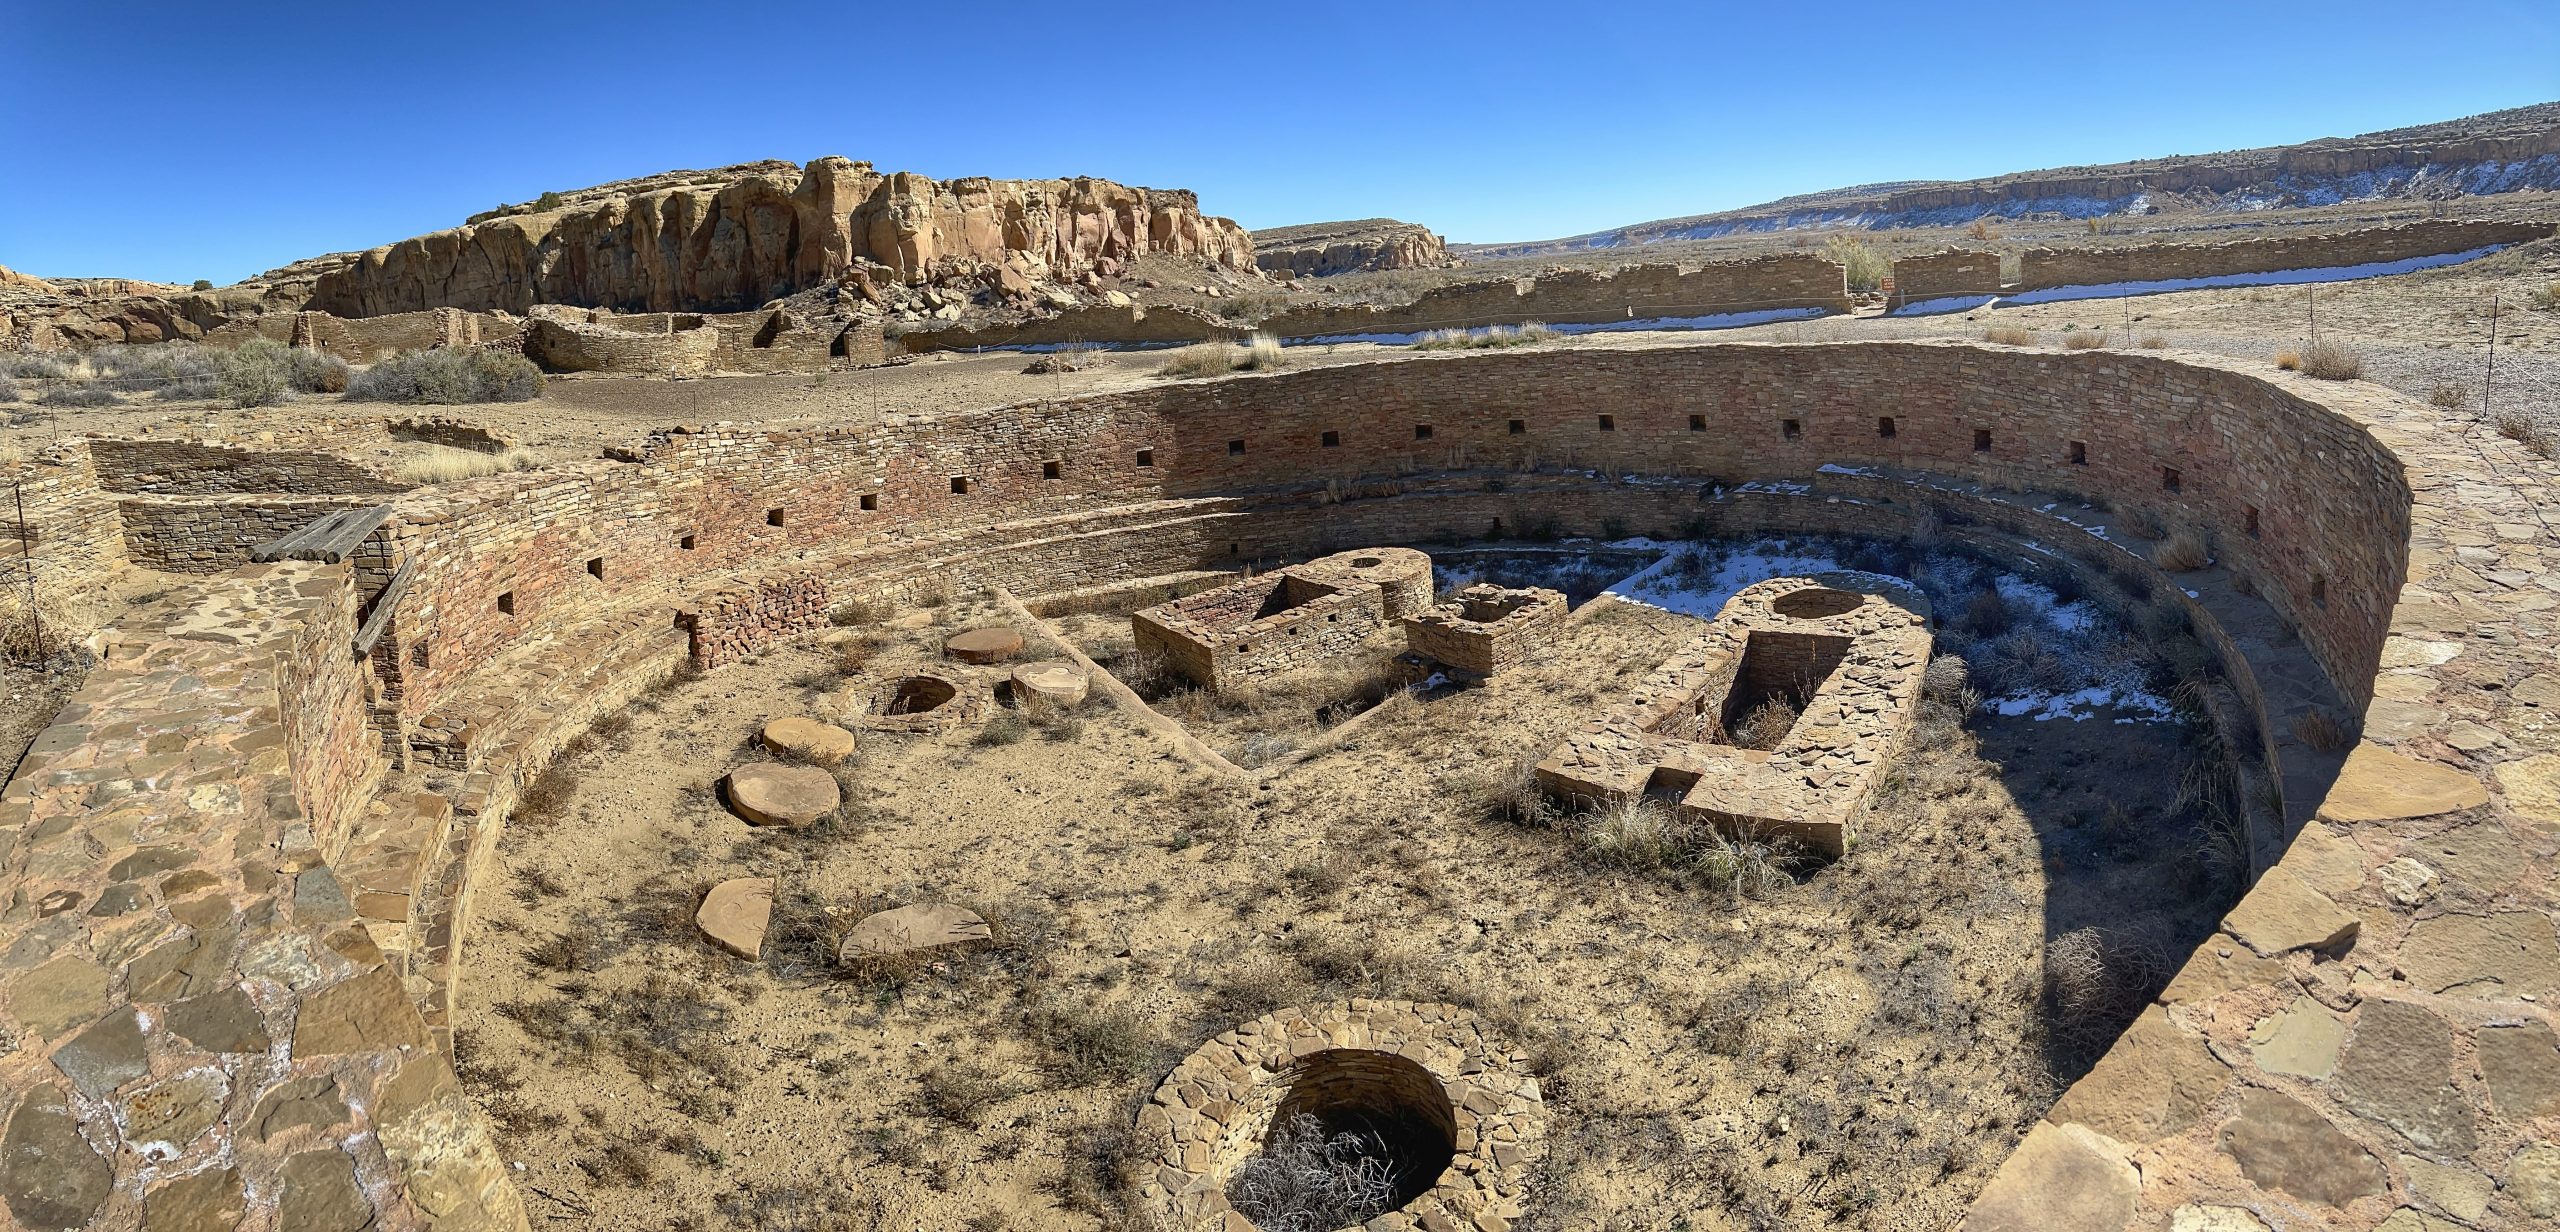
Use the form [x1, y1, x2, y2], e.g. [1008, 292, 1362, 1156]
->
[4, 2, 2554, 284]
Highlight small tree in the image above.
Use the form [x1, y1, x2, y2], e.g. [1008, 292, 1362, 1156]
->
[190, 278, 213, 292]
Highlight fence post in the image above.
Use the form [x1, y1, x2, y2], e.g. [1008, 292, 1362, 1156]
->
[2483, 292, 2501, 420]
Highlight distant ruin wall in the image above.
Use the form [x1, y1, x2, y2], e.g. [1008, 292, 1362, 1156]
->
[2017, 218, 2549, 289]
[1261, 254, 1852, 339]
[902, 303, 1238, 351]
[1889, 249, 2005, 309]
[523, 316, 719, 375]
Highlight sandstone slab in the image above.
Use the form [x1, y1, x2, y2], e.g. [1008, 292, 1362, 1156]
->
[760, 716, 857, 766]
[2399, 1154, 2492, 1223]
[2049, 1007, 2227, 1144]
[2512, 1143, 2560, 1219]
[724, 762, 841, 826]
[2333, 999, 2476, 1154]
[164, 986, 271, 1054]
[278, 1149, 372, 1232]
[3, 1085, 109, 1232]
[2317, 743, 2487, 822]
[2221, 868, 2358, 956]
[696, 877, 777, 960]
[9, 955, 107, 1040]
[53, 1005, 148, 1097]
[2477, 1019, 2560, 1117]
[145, 1166, 246, 1232]
[2496, 752, 2560, 826]
[842, 903, 991, 960]
[944, 626, 1026, 665]
[2167, 1207, 2268, 1232]
[1958, 1121, 2136, 1232]
[1011, 659, 1089, 707]
[292, 967, 426, 1057]
[2248, 996, 2345, 1079]
[2218, 1088, 2386, 1207]
[2397, 910, 2560, 998]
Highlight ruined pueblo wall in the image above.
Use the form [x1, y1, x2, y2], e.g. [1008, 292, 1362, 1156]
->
[309, 159, 1256, 317]
[0, 447, 130, 632]
[117, 495, 382, 574]
[1889, 248, 2005, 307]
[2017, 218, 2550, 289]
[12, 340, 2560, 1229]
[87, 437, 409, 497]
[1260, 254, 1852, 339]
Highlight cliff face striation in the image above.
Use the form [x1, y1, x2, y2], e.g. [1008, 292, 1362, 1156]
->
[1470, 102, 2560, 257]
[1251, 219, 1455, 277]
[308, 158, 1257, 317]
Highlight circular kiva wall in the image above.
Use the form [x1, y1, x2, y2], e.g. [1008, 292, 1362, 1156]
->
[7, 340, 2557, 1232]
[1142, 1001, 1545, 1230]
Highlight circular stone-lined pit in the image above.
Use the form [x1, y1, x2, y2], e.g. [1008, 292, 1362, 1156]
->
[1771, 585, 1867, 619]
[1141, 1000, 1544, 1231]
[851, 670, 985, 732]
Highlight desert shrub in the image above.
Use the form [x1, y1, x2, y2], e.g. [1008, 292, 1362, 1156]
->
[1979, 326, 2037, 347]
[1965, 217, 1999, 241]
[2138, 334, 2168, 349]
[1579, 798, 1685, 869]
[2295, 339, 2362, 380]
[215, 340, 290, 407]
[1241, 332, 1286, 371]
[348, 348, 544, 403]
[2272, 348, 2301, 371]
[1225, 1113, 1405, 1232]
[1822, 234, 1888, 292]
[2428, 382, 2470, 410]
[1451, 751, 1558, 829]
[190, 278, 214, 291]
[917, 1062, 1012, 1126]
[1413, 322, 1561, 351]
[535, 190, 565, 210]
[1921, 655, 1970, 706]
[1024, 998, 1158, 1086]
[38, 385, 119, 408]
[1157, 341, 1239, 378]
[2044, 925, 2174, 1059]
[2061, 330, 2108, 350]
[2531, 280, 2560, 312]
[973, 712, 1029, 747]
[1971, 628, 2074, 699]
[2290, 708, 2357, 753]
[1691, 825, 1797, 901]
[0, 376, 15, 403]
[392, 445, 539, 484]
[1961, 589, 2014, 639]
[1730, 697, 1799, 750]
[2152, 528, 2210, 572]
[0, 354, 68, 380]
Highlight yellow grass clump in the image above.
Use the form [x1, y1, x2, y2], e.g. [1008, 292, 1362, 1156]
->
[394, 445, 540, 484]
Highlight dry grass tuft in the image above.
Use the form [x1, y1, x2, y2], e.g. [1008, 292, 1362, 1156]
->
[1225, 1113, 1405, 1232]
[2290, 708, 2358, 753]
[2138, 334, 2169, 349]
[2273, 348, 2302, 372]
[2296, 339, 2363, 380]
[1157, 333, 1287, 379]
[395, 444, 540, 484]
[1413, 322, 1561, 351]
[2060, 330, 2109, 350]
[2428, 382, 2471, 411]
[2151, 528, 2210, 572]
[1979, 326, 2037, 347]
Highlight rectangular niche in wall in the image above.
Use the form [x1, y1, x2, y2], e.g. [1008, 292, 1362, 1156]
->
[586, 557, 605, 580]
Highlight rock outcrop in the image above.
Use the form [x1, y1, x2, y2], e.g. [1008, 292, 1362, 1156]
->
[0, 265, 56, 294]
[309, 158, 1257, 317]
[1471, 102, 2560, 256]
[1252, 219, 1455, 277]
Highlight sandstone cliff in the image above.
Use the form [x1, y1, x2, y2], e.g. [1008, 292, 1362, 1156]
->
[1251, 219, 1455, 277]
[1472, 102, 2560, 257]
[307, 159, 1258, 317]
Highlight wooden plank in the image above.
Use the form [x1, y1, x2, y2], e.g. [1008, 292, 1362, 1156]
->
[250, 504, 395, 563]
[351, 557, 418, 660]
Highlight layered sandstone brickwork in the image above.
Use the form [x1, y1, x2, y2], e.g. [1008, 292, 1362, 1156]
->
[1260, 254, 1853, 338]
[0, 445, 130, 635]
[1131, 548, 1432, 690]
[1142, 1001, 1545, 1231]
[2017, 218, 2550, 290]
[522, 314, 719, 375]
[308, 159, 1256, 317]
[1539, 576, 1931, 856]
[86, 437, 409, 497]
[1401, 583, 1566, 677]
[8, 340, 2560, 1229]
[1890, 247, 2006, 309]
[117, 494, 380, 573]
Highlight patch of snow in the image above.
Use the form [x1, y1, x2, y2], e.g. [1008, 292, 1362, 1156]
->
[1888, 294, 2000, 318]
[1816, 463, 1878, 477]
[1553, 307, 1828, 334]
[1987, 686, 2176, 724]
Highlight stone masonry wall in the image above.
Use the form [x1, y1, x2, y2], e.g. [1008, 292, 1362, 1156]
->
[1261, 253, 1853, 339]
[17, 340, 2559, 1230]
[87, 438, 410, 497]
[0, 446, 130, 637]
[1890, 248, 2005, 308]
[118, 495, 382, 574]
[2017, 218, 2550, 290]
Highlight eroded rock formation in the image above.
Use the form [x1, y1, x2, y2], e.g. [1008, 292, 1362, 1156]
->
[1252, 218, 1455, 277]
[308, 158, 1257, 317]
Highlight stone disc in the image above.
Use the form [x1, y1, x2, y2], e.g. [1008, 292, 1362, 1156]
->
[840, 903, 992, 960]
[760, 716, 857, 766]
[1010, 660, 1089, 707]
[696, 877, 776, 960]
[944, 626, 1026, 665]
[723, 763, 841, 827]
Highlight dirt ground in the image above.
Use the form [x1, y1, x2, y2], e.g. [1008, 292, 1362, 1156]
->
[452, 544, 2233, 1231]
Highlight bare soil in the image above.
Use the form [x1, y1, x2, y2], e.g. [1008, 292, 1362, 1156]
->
[455, 553, 2232, 1231]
